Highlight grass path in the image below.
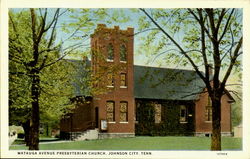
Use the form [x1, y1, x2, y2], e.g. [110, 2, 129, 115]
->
[10, 136, 242, 150]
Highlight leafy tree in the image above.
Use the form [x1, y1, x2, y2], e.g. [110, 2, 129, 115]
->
[8, 8, 125, 150]
[137, 8, 242, 150]
[9, 9, 79, 150]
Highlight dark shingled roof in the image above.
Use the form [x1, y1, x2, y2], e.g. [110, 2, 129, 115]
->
[67, 59, 206, 101]
[134, 65, 205, 100]
[66, 59, 91, 96]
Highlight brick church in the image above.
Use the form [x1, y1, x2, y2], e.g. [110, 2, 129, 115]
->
[60, 24, 234, 140]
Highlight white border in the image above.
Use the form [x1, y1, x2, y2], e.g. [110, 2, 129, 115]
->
[1, 0, 250, 158]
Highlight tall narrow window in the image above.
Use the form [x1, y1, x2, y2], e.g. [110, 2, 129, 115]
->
[154, 103, 161, 124]
[107, 73, 114, 87]
[180, 105, 187, 123]
[120, 73, 127, 87]
[107, 101, 115, 122]
[205, 106, 212, 121]
[120, 102, 128, 122]
[120, 44, 127, 62]
[135, 102, 140, 122]
[107, 43, 114, 61]
[205, 97, 212, 121]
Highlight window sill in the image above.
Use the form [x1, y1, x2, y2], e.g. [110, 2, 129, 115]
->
[107, 59, 114, 62]
[107, 86, 114, 88]
[120, 86, 127, 88]
[180, 121, 188, 124]
[108, 122, 116, 124]
[205, 121, 212, 123]
[119, 122, 128, 124]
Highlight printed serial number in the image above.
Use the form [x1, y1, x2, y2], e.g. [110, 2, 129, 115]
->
[217, 152, 227, 155]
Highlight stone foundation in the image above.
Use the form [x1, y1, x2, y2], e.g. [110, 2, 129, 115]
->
[60, 132, 85, 140]
[98, 133, 135, 139]
[61, 131, 135, 140]
[60, 129, 99, 141]
[195, 132, 232, 137]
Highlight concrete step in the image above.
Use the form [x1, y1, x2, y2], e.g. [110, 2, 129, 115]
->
[75, 129, 98, 141]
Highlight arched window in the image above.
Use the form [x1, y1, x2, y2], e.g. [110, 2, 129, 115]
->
[107, 43, 114, 61]
[120, 44, 127, 62]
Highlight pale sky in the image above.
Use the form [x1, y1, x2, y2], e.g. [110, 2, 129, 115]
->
[10, 8, 242, 86]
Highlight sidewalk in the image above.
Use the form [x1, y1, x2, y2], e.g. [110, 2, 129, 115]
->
[11, 140, 75, 146]
[8, 133, 17, 146]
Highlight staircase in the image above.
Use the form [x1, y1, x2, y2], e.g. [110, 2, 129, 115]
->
[73, 128, 99, 141]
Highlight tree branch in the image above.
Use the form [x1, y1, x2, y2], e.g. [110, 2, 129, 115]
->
[40, 87, 74, 97]
[218, 9, 235, 43]
[47, 9, 60, 48]
[151, 48, 180, 63]
[9, 14, 19, 39]
[181, 90, 208, 99]
[44, 9, 60, 32]
[134, 28, 160, 36]
[30, 8, 39, 66]
[227, 90, 242, 100]
[220, 37, 242, 92]
[36, 8, 47, 45]
[188, 9, 213, 41]
[205, 9, 217, 41]
[216, 9, 227, 32]
[140, 8, 207, 85]
[41, 43, 83, 69]
[38, 47, 59, 54]
[197, 9, 210, 85]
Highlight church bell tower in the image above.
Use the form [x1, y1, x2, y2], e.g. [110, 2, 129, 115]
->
[90, 24, 135, 138]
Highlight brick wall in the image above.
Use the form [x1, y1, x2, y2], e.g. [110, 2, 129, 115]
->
[60, 97, 94, 133]
[91, 24, 135, 134]
[195, 90, 232, 134]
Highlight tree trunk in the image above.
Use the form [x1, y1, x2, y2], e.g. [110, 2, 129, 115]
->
[211, 96, 222, 150]
[22, 120, 30, 146]
[29, 71, 40, 150]
[46, 123, 49, 137]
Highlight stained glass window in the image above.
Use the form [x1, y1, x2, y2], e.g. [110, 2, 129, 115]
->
[120, 44, 127, 62]
[107, 43, 114, 61]
[154, 103, 161, 123]
[107, 73, 114, 87]
[107, 101, 115, 122]
[120, 73, 127, 87]
[120, 102, 128, 122]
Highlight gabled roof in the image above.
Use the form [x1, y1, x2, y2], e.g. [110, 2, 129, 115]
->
[67, 59, 234, 101]
[134, 65, 205, 100]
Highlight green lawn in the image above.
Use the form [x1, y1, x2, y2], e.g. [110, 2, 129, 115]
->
[10, 136, 242, 150]
[12, 137, 60, 145]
